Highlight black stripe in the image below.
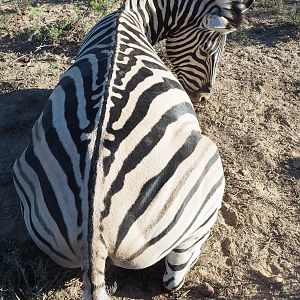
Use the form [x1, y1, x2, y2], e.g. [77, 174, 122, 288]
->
[73, 55, 105, 133]
[114, 130, 201, 254]
[24, 140, 76, 255]
[60, 76, 89, 179]
[20, 201, 24, 217]
[77, 232, 83, 241]
[167, 252, 194, 271]
[128, 150, 220, 261]
[164, 276, 174, 288]
[16, 158, 56, 241]
[173, 232, 209, 253]
[42, 101, 83, 227]
[164, 276, 185, 290]
[104, 77, 182, 176]
[141, 59, 169, 71]
[13, 173, 72, 262]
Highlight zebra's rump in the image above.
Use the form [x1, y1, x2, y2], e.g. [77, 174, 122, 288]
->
[99, 112, 224, 269]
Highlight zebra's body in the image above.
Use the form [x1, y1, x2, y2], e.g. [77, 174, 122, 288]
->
[13, 0, 253, 299]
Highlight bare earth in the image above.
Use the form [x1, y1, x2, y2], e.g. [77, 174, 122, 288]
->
[0, 1, 299, 299]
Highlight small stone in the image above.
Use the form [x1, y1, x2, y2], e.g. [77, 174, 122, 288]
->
[198, 282, 214, 298]
[225, 257, 233, 266]
[238, 168, 249, 176]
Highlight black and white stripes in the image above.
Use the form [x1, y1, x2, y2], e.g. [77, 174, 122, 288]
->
[13, 1, 253, 299]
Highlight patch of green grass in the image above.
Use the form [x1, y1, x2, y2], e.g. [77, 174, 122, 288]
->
[26, 8, 83, 45]
[26, 4, 81, 44]
[46, 14, 79, 43]
[88, 0, 118, 14]
[24, 2, 121, 46]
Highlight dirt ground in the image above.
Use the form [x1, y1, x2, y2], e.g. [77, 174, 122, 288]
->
[0, 1, 299, 299]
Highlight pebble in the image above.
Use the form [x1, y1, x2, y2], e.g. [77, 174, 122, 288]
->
[198, 282, 214, 298]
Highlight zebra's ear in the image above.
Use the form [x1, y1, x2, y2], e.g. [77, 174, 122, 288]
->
[202, 14, 237, 33]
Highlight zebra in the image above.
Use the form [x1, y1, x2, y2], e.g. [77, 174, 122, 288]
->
[13, 0, 254, 299]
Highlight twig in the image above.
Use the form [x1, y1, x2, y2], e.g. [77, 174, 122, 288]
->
[34, 43, 52, 53]
[12, 54, 27, 63]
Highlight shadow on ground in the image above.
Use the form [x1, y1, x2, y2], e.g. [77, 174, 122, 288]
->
[0, 31, 80, 58]
[230, 14, 299, 47]
[0, 240, 81, 299]
[107, 260, 167, 299]
[288, 157, 300, 179]
[0, 238, 168, 299]
[0, 89, 51, 242]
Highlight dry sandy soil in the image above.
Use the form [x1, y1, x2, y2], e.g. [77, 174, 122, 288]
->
[0, 1, 299, 299]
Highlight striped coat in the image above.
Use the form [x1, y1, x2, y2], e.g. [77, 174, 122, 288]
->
[13, 0, 254, 299]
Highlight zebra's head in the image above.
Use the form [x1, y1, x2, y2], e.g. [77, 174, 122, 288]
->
[166, 0, 254, 103]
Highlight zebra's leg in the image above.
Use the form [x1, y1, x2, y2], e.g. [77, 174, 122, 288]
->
[163, 231, 210, 290]
[81, 245, 110, 300]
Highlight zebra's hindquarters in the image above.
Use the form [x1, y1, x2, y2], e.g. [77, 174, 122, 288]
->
[100, 128, 224, 270]
[13, 142, 82, 269]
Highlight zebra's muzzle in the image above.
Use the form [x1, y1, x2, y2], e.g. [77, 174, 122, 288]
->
[186, 84, 212, 104]
[187, 91, 212, 104]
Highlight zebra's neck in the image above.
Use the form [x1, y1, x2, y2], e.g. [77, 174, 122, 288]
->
[124, 0, 220, 45]
[124, 0, 176, 44]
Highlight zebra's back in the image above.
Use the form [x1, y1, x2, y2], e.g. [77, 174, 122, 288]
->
[97, 12, 225, 266]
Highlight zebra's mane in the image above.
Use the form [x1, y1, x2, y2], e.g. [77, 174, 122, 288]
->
[122, 0, 252, 34]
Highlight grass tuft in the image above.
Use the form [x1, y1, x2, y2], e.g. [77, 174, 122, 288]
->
[23, 1, 121, 46]
[88, 0, 118, 14]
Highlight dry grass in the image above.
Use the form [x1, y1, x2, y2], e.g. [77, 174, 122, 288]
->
[0, 240, 81, 299]
[259, 0, 300, 27]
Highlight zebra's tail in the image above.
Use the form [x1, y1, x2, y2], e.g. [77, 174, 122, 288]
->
[81, 233, 109, 300]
